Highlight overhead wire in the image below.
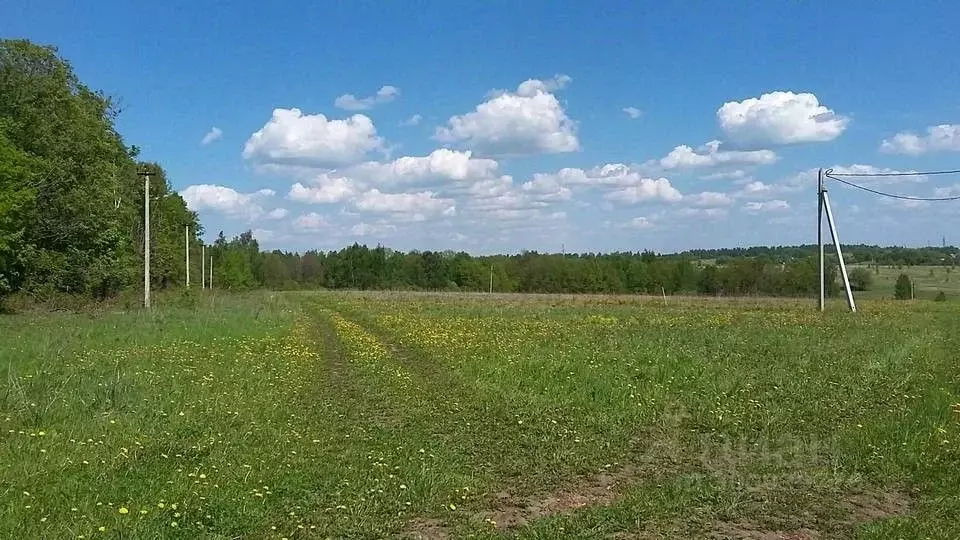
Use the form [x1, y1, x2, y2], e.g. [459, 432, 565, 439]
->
[824, 168, 960, 177]
[823, 169, 960, 202]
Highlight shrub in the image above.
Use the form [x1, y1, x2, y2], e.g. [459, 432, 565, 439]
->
[894, 274, 913, 300]
[935, 291, 947, 302]
[848, 268, 874, 291]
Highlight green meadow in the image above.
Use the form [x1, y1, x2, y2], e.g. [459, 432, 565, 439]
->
[2, 292, 958, 539]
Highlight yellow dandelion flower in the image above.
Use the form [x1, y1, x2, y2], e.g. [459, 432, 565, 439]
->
[98, 526, 106, 532]
[118, 507, 129, 514]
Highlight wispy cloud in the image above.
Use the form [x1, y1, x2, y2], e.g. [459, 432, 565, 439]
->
[335, 85, 400, 111]
[201, 127, 223, 146]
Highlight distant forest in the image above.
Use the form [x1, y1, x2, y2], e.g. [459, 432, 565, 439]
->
[2, 38, 957, 305]
[204, 233, 956, 297]
[680, 245, 959, 266]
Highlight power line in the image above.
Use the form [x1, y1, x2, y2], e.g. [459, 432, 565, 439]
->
[824, 168, 960, 177]
[824, 173, 960, 201]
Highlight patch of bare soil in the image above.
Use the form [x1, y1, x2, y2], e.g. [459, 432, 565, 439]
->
[710, 488, 911, 540]
[402, 458, 911, 539]
[404, 518, 451, 540]
[479, 465, 639, 529]
[402, 464, 642, 538]
[842, 489, 910, 523]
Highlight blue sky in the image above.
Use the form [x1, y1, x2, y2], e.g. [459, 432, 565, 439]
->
[6, 1, 960, 254]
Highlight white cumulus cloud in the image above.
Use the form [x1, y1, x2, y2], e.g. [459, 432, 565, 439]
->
[623, 107, 642, 119]
[288, 175, 359, 204]
[180, 184, 279, 220]
[435, 75, 578, 156]
[737, 180, 776, 198]
[529, 164, 637, 188]
[349, 148, 499, 185]
[606, 178, 683, 204]
[520, 164, 684, 207]
[880, 124, 960, 155]
[514, 74, 571, 97]
[201, 127, 222, 146]
[334, 85, 400, 111]
[243, 108, 384, 168]
[718, 91, 848, 146]
[354, 189, 455, 218]
[653, 140, 777, 171]
[520, 174, 572, 202]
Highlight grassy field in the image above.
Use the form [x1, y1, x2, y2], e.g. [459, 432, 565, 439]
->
[2, 292, 959, 539]
[851, 264, 960, 301]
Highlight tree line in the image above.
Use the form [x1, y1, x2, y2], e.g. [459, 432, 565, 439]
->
[207, 237, 843, 297]
[683, 245, 958, 267]
[0, 39, 200, 303]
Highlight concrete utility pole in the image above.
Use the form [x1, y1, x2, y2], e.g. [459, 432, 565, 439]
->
[818, 169, 825, 312]
[137, 169, 151, 308]
[201, 244, 205, 289]
[209, 256, 213, 290]
[818, 168, 856, 313]
[185, 226, 190, 288]
[822, 189, 856, 312]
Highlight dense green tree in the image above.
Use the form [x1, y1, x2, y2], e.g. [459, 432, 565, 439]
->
[0, 39, 201, 301]
[894, 274, 913, 300]
[2, 39, 133, 297]
[0, 129, 33, 297]
[210, 231, 259, 289]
